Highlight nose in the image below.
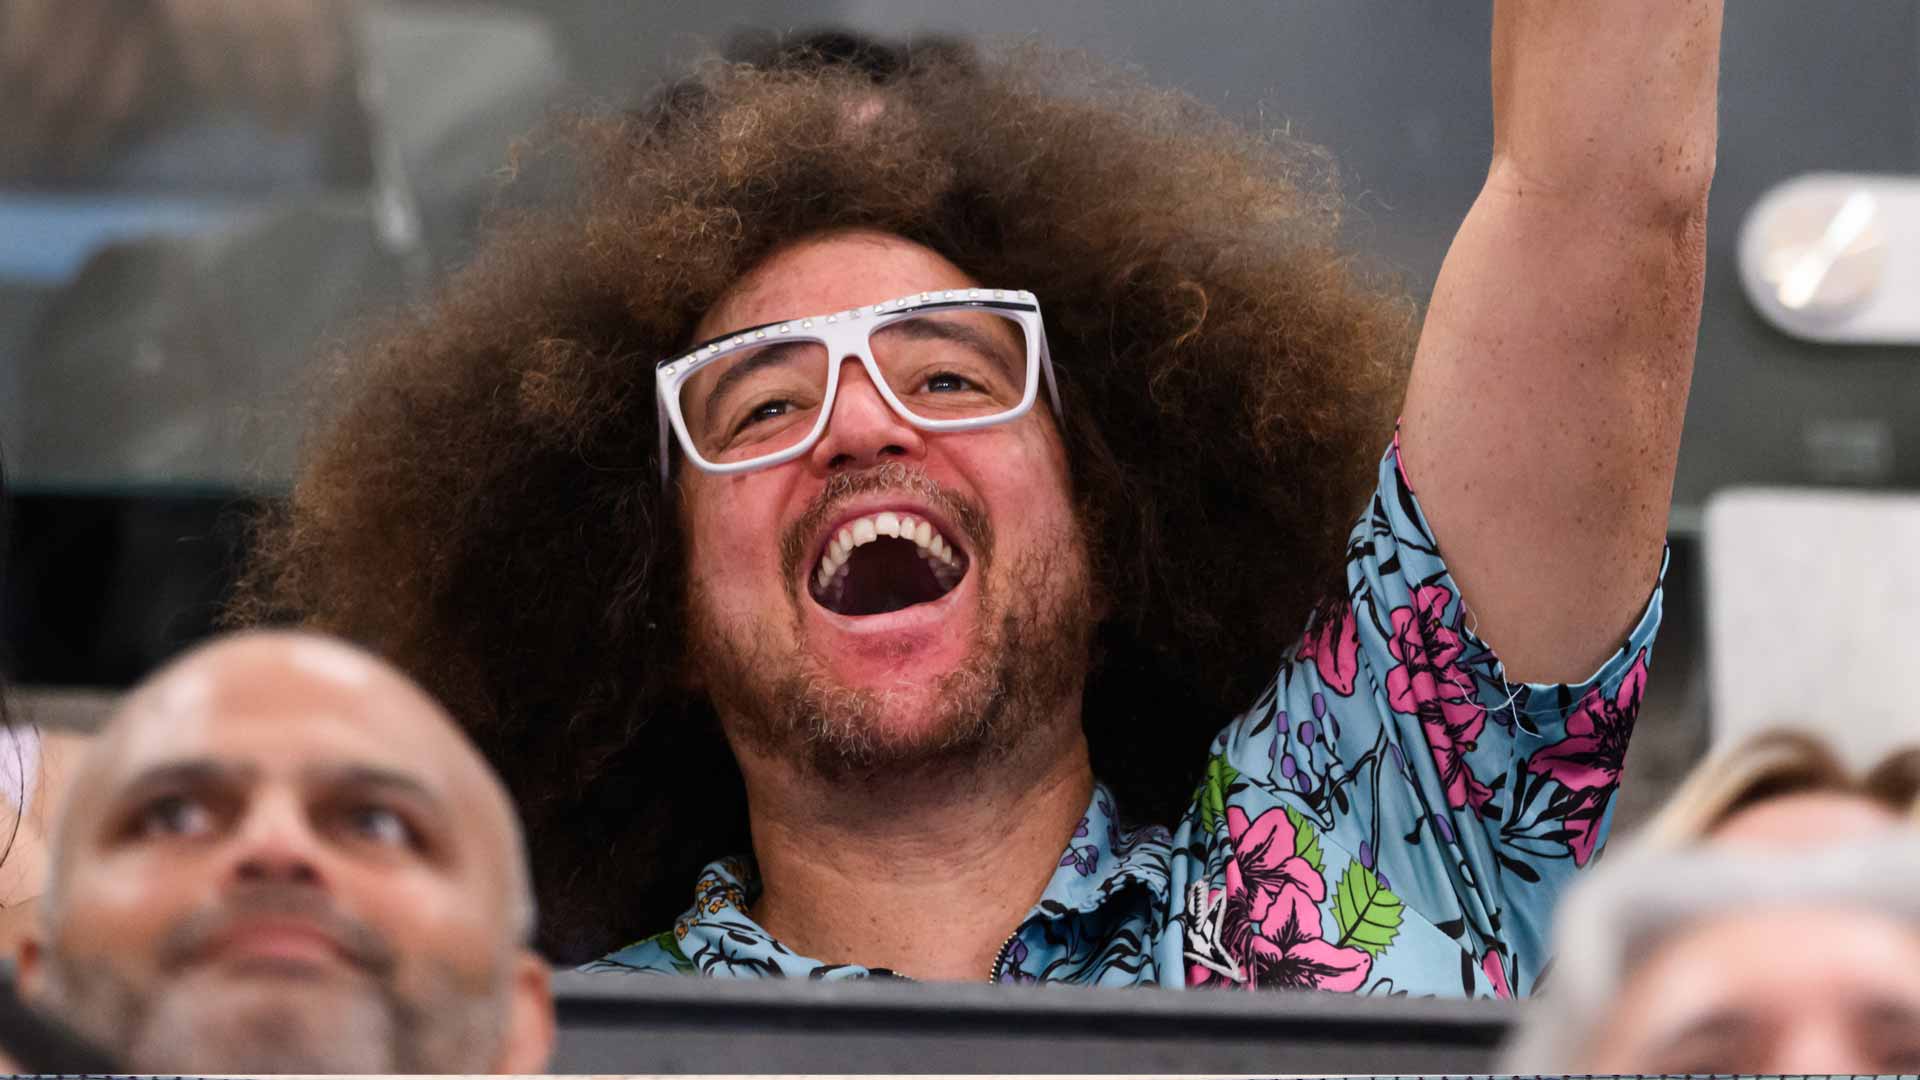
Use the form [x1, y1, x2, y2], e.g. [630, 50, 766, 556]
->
[808, 355, 925, 473]
[226, 791, 326, 888]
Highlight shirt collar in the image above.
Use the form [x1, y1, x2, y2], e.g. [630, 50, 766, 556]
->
[674, 782, 1173, 945]
[1035, 782, 1174, 915]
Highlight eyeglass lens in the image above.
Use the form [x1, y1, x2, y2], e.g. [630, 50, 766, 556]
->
[678, 309, 1032, 465]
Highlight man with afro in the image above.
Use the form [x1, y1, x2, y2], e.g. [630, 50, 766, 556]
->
[236, 2, 1721, 994]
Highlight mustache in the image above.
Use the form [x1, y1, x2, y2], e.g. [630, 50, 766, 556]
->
[779, 463, 995, 585]
[156, 882, 396, 978]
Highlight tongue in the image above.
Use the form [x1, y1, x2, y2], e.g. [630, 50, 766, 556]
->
[823, 537, 951, 616]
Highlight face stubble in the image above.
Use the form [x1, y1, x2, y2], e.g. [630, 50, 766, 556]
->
[688, 462, 1101, 784]
[36, 883, 505, 1074]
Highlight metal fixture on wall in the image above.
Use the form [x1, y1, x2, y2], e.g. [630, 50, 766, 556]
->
[1738, 173, 1919, 344]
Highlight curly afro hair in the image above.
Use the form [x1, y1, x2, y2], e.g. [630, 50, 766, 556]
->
[230, 36, 1416, 962]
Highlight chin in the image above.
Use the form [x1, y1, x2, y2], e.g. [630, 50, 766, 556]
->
[131, 975, 397, 1075]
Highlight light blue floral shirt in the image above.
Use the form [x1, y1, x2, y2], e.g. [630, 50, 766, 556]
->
[589, 440, 1663, 996]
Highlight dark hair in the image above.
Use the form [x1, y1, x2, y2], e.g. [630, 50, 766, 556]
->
[231, 36, 1415, 961]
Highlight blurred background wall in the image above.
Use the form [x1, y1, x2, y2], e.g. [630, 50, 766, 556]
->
[3, 0, 1917, 832]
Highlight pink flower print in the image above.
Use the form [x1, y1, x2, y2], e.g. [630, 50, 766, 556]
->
[1386, 585, 1467, 693]
[1247, 897, 1372, 992]
[1525, 649, 1648, 866]
[1481, 949, 1513, 1000]
[1184, 884, 1372, 993]
[1226, 807, 1324, 935]
[1298, 599, 1361, 696]
[1385, 585, 1491, 810]
[1197, 807, 1374, 991]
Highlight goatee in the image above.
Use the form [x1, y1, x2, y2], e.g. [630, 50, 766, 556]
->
[689, 463, 1101, 783]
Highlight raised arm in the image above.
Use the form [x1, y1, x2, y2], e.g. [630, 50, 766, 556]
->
[1398, 1, 1722, 682]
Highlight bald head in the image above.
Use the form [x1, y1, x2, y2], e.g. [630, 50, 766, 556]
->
[22, 631, 552, 1074]
[52, 630, 531, 938]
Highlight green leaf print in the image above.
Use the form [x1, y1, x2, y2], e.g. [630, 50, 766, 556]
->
[1332, 861, 1403, 958]
[1193, 756, 1240, 833]
[1284, 806, 1324, 874]
[647, 929, 696, 974]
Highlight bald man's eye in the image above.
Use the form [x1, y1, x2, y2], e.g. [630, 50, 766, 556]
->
[338, 804, 419, 850]
[138, 794, 215, 840]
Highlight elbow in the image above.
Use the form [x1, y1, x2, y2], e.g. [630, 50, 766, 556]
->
[1644, 137, 1717, 230]
[1487, 148, 1715, 240]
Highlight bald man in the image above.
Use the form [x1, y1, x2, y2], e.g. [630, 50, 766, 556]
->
[11, 631, 554, 1074]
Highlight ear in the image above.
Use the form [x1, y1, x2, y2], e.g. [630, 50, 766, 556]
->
[14, 933, 44, 1001]
[491, 949, 555, 1074]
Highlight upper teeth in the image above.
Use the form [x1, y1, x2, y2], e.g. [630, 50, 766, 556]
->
[813, 510, 964, 593]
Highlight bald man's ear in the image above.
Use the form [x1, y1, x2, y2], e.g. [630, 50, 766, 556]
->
[14, 935, 44, 1002]
[494, 949, 555, 1074]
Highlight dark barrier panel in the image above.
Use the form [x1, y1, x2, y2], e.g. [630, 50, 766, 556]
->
[551, 972, 1513, 1074]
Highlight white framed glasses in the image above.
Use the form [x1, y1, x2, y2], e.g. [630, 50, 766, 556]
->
[656, 288, 1062, 486]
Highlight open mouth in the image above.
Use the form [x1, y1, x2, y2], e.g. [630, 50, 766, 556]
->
[810, 510, 969, 617]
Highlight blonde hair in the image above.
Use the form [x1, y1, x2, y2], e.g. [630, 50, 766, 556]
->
[1634, 728, 1920, 848]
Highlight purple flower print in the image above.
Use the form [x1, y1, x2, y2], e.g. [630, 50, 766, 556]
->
[996, 936, 1034, 984]
[1056, 815, 1099, 875]
[1060, 844, 1100, 876]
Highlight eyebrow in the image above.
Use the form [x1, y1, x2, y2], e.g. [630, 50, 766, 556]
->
[700, 340, 817, 434]
[116, 759, 256, 800]
[300, 763, 444, 803]
[109, 759, 444, 814]
[1641, 1007, 1758, 1060]
[97, 759, 255, 836]
[882, 314, 1023, 379]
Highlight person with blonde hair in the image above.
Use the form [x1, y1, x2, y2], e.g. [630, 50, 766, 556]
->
[1633, 728, 1920, 850]
[1501, 837, 1920, 1074]
[1501, 731, 1920, 1072]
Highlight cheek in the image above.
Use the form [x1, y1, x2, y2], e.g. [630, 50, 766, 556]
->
[976, 428, 1079, 536]
[341, 868, 500, 985]
[683, 478, 791, 603]
[56, 859, 190, 963]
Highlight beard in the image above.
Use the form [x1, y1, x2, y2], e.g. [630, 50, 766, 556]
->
[36, 884, 505, 1074]
[689, 463, 1102, 783]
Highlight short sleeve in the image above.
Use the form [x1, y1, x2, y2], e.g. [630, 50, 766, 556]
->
[1179, 437, 1662, 997]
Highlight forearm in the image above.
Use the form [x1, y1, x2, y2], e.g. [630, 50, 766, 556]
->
[1490, 0, 1722, 217]
[1398, 2, 1722, 682]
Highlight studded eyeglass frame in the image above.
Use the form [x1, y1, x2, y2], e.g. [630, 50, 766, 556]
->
[655, 288, 1063, 488]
